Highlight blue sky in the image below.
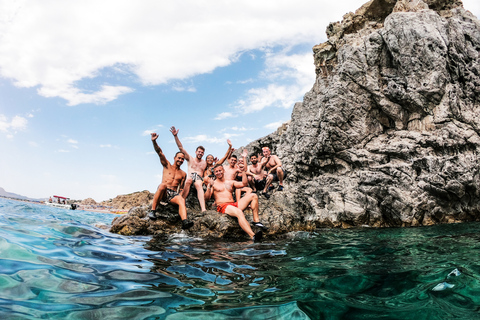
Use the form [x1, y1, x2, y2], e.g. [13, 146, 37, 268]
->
[1, 0, 479, 201]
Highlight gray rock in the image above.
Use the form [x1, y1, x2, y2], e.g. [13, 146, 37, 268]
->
[245, 0, 480, 228]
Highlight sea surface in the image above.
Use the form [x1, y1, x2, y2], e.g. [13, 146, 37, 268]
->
[1, 198, 480, 319]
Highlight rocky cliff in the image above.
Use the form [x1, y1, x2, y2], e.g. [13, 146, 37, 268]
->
[110, 0, 480, 239]
[247, 0, 480, 228]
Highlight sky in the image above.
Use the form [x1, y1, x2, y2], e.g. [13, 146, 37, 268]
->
[1, 0, 479, 202]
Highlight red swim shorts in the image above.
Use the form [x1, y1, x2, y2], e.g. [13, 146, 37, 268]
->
[216, 202, 238, 214]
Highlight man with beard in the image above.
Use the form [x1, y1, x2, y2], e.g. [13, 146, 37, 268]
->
[247, 154, 267, 194]
[170, 126, 208, 212]
[149, 132, 193, 230]
[205, 150, 265, 241]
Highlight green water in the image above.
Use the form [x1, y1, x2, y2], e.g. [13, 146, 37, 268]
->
[1, 198, 480, 319]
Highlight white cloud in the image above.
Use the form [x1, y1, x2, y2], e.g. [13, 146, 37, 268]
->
[234, 51, 315, 114]
[264, 121, 285, 130]
[142, 125, 163, 136]
[67, 139, 78, 144]
[100, 144, 112, 148]
[214, 112, 236, 120]
[0, 0, 367, 106]
[231, 126, 250, 131]
[0, 114, 28, 136]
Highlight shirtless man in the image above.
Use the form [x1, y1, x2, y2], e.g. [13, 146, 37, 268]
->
[260, 146, 286, 199]
[149, 133, 194, 230]
[170, 126, 207, 212]
[224, 154, 241, 181]
[234, 160, 253, 201]
[205, 154, 266, 242]
[247, 154, 267, 193]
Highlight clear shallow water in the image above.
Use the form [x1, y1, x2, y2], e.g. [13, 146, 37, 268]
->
[1, 198, 480, 319]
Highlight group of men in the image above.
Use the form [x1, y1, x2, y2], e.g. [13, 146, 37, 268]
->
[149, 127, 286, 242]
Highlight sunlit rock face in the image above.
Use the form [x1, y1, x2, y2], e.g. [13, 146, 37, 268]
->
[246, 0, 480, 228]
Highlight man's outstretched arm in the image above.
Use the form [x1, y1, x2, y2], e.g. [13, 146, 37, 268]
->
[170, 126, 190, 161]
[216, 139, 232, 165]
[151, 133, 168, 167]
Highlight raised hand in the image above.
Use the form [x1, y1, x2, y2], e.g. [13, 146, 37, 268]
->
[170, 126, 179, 136]
[151, 133, 159, 141]
[241, 148, 248, 158]
[227, 139, 232, 147]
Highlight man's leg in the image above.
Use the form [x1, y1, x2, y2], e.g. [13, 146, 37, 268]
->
[152, 183, 167, 211]
[247, 176, 256, 192]
[277, 167, 285, 187]
[261, 174, 274, 198]
[182, 177, 193, 199]
[224, 206, 255, 238]
[194, 180, 206, 212]
[169, 195, 187, 220]
[238, 193, 259, 222]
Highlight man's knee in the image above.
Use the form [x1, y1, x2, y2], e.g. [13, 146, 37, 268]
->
[172, 195, 185, 205]
[226, 206, 242, 216]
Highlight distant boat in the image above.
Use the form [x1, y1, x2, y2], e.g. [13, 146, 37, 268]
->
[44, 195, 78, 210]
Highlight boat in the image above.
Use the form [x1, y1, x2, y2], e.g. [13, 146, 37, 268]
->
[44, 195, 78, 210]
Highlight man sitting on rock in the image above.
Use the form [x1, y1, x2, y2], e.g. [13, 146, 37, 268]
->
[225, 154, 241, 181]
[205, 149, 266, 242]
[247, 153, 267, 193]
[260, 146, 286, 199]
[170, 126, 208, 212]
[149, 132, 194, 230]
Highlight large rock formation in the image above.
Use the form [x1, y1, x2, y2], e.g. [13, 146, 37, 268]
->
[110, 0, 480, 239]
[247, 0, 480, 228]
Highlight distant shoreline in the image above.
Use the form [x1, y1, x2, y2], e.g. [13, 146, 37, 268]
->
[0, 196, 127, 215]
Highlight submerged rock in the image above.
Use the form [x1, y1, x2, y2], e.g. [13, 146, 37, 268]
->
[111, 0, 480, 238]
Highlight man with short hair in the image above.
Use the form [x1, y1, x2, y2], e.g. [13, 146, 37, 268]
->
[225, 154, 241, 181]
[170, 126, 208, 212]
[260, 146, 286, 199]
[247, 154, 267, 193]
[205, 150, 266, 242]
[149, 132, 193, 229]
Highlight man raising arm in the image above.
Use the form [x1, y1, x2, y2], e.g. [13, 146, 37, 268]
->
[149, 132, 193, 230]
[170, 126, 208, 212]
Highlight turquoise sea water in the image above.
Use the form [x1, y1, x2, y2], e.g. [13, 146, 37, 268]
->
[2, 198, 480, 319]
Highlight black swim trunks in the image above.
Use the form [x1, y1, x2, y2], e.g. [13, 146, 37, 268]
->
[270, 168, 287, 182]
[254, 178, 266, 191]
